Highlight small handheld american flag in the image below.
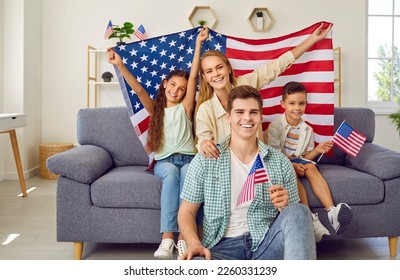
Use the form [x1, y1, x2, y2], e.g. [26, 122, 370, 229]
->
[332, 121, 366, 157]
[237, 153, 270, 206]
[134, 24, 147, 41]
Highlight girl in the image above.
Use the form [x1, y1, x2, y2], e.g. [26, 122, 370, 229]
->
[107, 27, 209, 259]
[195, 23, 332, 159]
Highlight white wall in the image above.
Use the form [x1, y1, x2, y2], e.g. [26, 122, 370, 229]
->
[1, 0, 399, 180]
[2, 0, 25, 180]
[0, 0, 4, 180]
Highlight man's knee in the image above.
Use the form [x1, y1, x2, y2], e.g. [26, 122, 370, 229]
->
[282, 204, 311, 224]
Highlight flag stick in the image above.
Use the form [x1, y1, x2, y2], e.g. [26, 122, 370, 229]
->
[316, 119, 346, 162]
[316, 151, 325, 162]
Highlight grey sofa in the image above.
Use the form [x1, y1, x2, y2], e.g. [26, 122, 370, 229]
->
[47, 106, 400, 259]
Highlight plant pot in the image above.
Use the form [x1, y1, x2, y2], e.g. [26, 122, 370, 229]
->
[256, 17, 264, 31]
[116, 41, 126, 46]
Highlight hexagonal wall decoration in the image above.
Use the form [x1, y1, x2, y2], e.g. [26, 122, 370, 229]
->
[188, 6, 218, 28]
[248, 8, 273, 32]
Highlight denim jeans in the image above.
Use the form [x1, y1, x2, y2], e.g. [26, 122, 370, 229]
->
[196, 203, 316, 260]
[154, 154, 194, 233]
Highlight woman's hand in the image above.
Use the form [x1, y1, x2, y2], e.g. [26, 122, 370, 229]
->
[199, 140, 220, 159]
[311, 22, 333, 43]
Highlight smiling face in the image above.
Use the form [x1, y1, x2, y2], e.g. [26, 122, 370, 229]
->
[280, 91, 307, 126]
[227, 97, 262, 141]
[200, 55, 232, 91]
[162, 75, 188, 107]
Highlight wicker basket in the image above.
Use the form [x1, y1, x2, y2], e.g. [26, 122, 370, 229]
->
[39, 143, 74, 180]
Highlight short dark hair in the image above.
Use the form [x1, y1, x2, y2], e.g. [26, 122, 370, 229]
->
[227, 85, 262, 112]
[282, 81, 307, 101]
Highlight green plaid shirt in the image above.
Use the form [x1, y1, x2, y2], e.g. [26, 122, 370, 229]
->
[181, 136, 299, 251]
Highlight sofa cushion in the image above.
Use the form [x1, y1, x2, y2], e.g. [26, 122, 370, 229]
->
[345, 143, 400, 180]
[91, 166, 162, 209]
[301, 164, 384, 207]
[77, 107, 149, 167]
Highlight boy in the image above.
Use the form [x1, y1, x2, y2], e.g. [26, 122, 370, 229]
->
[267, 81, 352, 242]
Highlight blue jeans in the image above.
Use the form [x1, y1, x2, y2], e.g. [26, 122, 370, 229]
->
[154, 154, 194, 233]
[197, 203, 316, 260]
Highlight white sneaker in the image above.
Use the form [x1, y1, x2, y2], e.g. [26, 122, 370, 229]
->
[328, 203, 352, 234]
[311, 213, 330, 242]
[176, 240, 188, 257]
[154, 238, 175, 259]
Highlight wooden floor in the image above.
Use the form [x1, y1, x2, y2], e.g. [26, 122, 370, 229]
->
[0, 176, 399, 260]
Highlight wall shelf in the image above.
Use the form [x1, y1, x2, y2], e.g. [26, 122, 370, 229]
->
[248, 8, 273, 32]
[87, 45, 119, 108]
[334, 47, 342, 107]
[188, 6, 218, 28]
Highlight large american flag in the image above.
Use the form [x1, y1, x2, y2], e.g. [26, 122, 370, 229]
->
[332, 121, 366, 157]
[237, 153, 270, 206]
[113, 22, 334, 161]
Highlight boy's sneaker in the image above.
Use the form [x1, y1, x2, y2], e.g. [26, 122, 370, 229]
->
[154, 238, 175, 259]
[176, 240, 188, 257]
[328, 203, 352, 234]
[311, 213, 330, 242]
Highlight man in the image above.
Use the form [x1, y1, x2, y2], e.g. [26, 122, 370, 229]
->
[178, 85, 316, 260]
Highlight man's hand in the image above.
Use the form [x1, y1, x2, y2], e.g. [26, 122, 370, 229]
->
[178, 245, 212, 260]
[269, 185, 289, 210]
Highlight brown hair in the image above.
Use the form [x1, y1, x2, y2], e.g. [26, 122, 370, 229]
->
[282, 81, 307, 101]
[147, 69, 189, 152]
[194, 50, 237, 115]
[227, 85, 262, 113]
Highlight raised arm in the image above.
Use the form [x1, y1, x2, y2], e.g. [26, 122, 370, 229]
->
[290, 22, 332, 59]
[182, 27, 209, 120]
[107, 48, 155, 116]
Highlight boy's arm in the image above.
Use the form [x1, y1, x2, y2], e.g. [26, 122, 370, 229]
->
[107, 48, 155, 116]
[182, 27, 209, 120]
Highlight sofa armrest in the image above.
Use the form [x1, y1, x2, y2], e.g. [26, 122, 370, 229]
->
[345, 143, 400, 180]
[46, 145, 113, 184]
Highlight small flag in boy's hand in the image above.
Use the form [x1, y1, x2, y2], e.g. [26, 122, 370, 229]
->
[332, 121, 366, 157]
[104, 20, 113, 39]
[134, 24, 147, 40]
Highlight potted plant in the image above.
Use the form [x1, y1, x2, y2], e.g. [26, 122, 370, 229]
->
[198, 19, 207, 27]
[389, 109, 400, 136]
[256, 11, 264, 31]
[108, 22, 134, 45]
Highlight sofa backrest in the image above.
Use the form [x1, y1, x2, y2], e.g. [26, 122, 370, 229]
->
[318, 107, 375, 165]
[77, 107, 149, 167]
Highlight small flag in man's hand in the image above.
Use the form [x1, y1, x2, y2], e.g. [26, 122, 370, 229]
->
[237, 153, 270, 206]
[332, 121, 366, 157]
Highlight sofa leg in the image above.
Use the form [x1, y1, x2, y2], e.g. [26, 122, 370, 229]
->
[74, 242, 84, 260]
[388, 236, 398, 257]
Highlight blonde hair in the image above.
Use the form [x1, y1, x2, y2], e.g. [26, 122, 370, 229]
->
[194, 50, 237, 116]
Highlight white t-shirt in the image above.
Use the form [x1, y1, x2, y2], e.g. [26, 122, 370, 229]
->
[225, 151, 258, 237]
